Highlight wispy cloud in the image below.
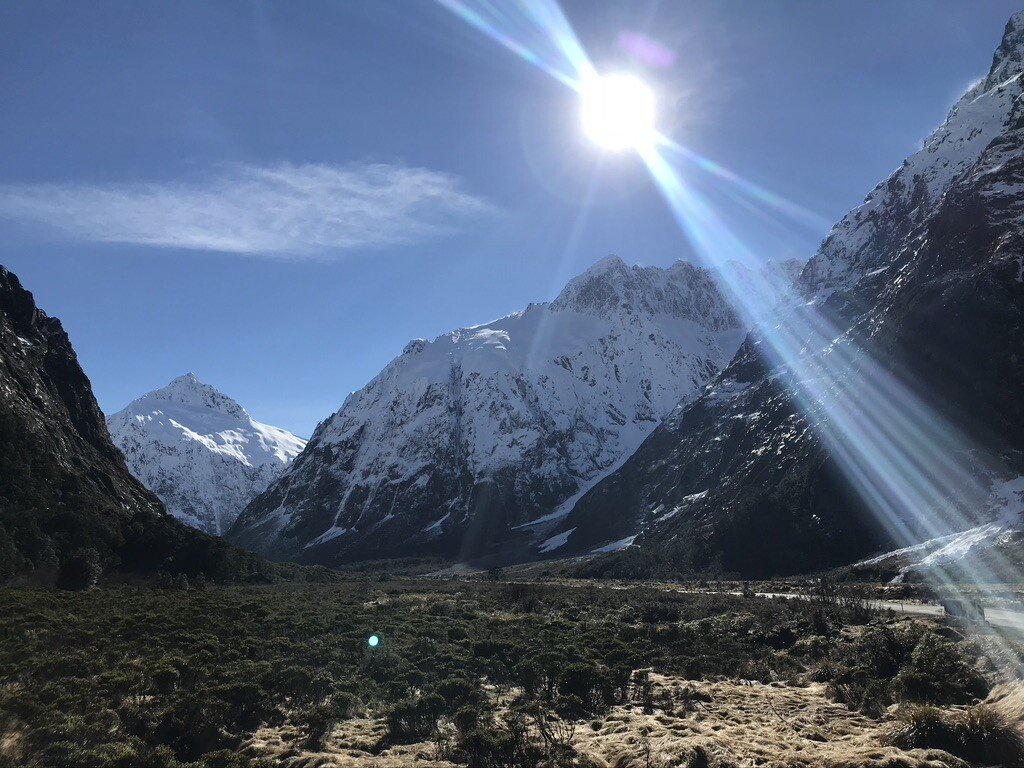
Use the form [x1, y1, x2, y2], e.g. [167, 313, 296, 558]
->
[0, 163, 495, 256]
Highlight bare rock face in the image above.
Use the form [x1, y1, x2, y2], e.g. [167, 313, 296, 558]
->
[108, 374, 305, 535]
[556, 14, 1024, 578]
[229, 257, 793, 566]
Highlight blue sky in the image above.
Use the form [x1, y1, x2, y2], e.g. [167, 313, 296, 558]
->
[1, 0, 1020, 436]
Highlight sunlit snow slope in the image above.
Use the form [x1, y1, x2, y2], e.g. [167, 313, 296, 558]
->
[108, 374, 306, 535]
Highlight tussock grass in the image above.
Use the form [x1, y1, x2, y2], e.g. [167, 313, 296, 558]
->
[889, 704, 1024, 765]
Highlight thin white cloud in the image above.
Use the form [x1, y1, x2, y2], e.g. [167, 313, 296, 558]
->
[0, 163, 495, 256]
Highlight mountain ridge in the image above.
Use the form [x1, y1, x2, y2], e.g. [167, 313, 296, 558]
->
[0, 264, 286, 585]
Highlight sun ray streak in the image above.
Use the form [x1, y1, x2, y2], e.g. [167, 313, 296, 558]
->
[436, 0, 1023, 663]
[656, 134, 833, 232]
[641, 142, 1021, 634]
[435, 0, 594, 90]
[524, 159, 605, 373]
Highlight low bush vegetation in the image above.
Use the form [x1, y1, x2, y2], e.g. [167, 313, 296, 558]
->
[823, 623, 986, 715]
[0, 579, 1001, 767]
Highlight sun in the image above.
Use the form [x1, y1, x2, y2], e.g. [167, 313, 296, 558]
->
[580, 73, 656, 151]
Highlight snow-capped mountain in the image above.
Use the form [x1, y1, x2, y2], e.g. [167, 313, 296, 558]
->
[554, 13, 1024, 577]
[108, 374, 306, 535]
[229, 257, 796, 565]
[800, 19, 1024, 297]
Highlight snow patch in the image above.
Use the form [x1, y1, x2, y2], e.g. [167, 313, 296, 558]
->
[305, 526, 349, 548]
[539, 527, 576, 553]
[590, 535, 636, 554]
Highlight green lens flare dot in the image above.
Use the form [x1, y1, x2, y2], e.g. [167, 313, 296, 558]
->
[367, 634, 380, 648]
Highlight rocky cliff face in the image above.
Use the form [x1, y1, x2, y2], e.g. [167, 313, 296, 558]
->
[0, 265, 279, 584]
[108, 374, 305, 535]
[229, 257, 794, 565]
[554, 14, 1024, 578]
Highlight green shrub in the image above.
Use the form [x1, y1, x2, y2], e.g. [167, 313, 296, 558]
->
[513, 659, 543, 698]
[385, 693, 444, 741]
[826, 625, 988, 713]
[56, 548, 101, 590]
[211, 681, 276, 730]
[267, 664, 331, 704]
[151, 664, 180, 694]
[457, 718, 542, 768]
[152, 695, 236, 761]
[558, 662, 605, 709]
[436, 676, 479, 711]
[303, 692, 357, 748]
[828, 670, 893, 717]
[895, 633, 986, 704]
[890, 705, 1024, 765]
[453, 705, 480, 735]
[790, 635, 829, 659]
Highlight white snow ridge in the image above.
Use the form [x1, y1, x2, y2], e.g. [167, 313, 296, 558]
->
[107, 373, 306, 535]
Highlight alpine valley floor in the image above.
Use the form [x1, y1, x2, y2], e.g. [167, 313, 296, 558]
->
[2, 579, 1023, 768]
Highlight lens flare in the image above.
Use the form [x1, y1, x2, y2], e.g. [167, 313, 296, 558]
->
[367, 634, 380, 648]
[435, 0, 1023, 668]
[434, 0, 594, 90]
[580, 73, 656, 151]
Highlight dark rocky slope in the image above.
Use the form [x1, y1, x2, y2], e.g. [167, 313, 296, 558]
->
[0, 265, 294, 584]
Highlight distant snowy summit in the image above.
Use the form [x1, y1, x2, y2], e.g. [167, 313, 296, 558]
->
[107, 373, 306, 535]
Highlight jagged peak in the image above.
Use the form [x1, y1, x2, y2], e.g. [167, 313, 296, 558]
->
[986, 12, 1024, 88]
[0, 263, 48, 338]
[551, 256, 652, 314]
[666, 258, 702, 276]
[553, 255, 653, 297]
[798, 15, 1024, 298]
[127, 373, 250, 421]
[582, 254, 628, 276]
[403, 339, 427, 356]
[549, 255, 739, 329]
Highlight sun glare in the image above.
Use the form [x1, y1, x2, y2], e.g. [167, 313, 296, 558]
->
[581, 73, 656, 151]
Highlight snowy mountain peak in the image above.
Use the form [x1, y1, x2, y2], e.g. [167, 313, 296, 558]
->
[229, 254, 770, 564]
[583, 254, 628, 276]
[800, 15, 1024, 296]
[550, 256, 638, 314]
[148, 372, 249, 421]
[108, 376, 306, 535]
[551, 257, 740, 331]
[987, 12, 1024, 88]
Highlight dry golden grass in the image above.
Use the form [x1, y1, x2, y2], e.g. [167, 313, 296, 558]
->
[242, 673, 978, 768]
[246, 715, 458, 768]
[987, 679, 1024, 726]
[572, 674, 969, 768]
